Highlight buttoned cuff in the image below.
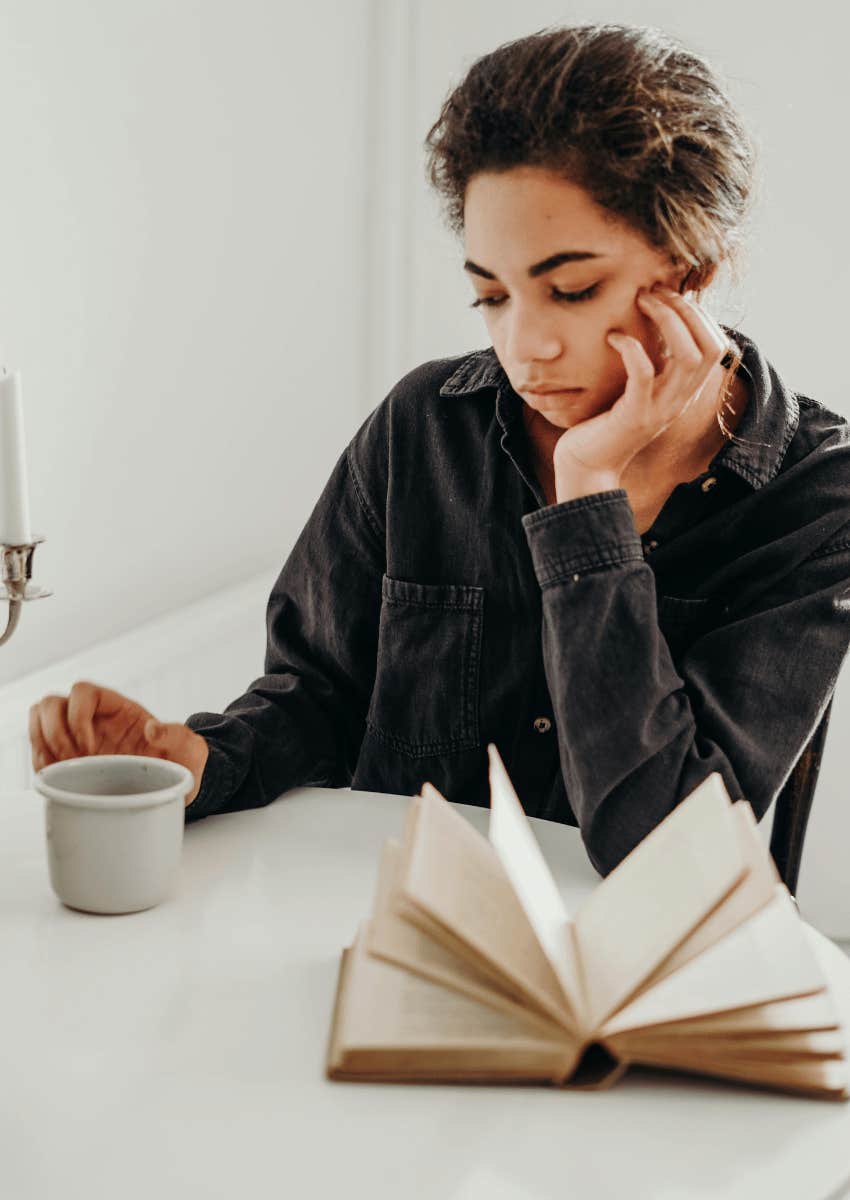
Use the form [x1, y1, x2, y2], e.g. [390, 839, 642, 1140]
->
[521, 489, 644, 587]
[183, 736, 237, 823]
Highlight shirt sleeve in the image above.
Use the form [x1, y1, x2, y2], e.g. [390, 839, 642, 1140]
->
[183, 428, 386, 822]
[521, 488, 850, 877]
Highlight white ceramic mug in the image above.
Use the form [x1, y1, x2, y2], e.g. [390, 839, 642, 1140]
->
[34, 755, 196, 915]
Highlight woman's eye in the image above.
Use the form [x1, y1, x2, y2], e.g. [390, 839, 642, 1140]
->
[469, 284, 600, 309]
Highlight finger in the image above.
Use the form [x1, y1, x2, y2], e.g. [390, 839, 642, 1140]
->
[143, 720, 191, 764]
[110, 708, 148, 755]
[652, 286, 729, 362]
[28, 705, 52, 770]
[672, 285, 730, 345]
[144, 719, 178, 756]
[636, 290, 705, 376]
[608, 331, 696, 441]
[40, 696, 82, 762]
[607, 331, 655, 378]
[67, 681, 99, 755]
[606, 332, 657, 431]
[684, 295, 731, 353]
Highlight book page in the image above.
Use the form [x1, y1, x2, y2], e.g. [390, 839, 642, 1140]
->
[608, 1027, 847, 1061]
[597, 886, 831, 1038]
[635, 799, 780, 993]
[486, 744, 586, 1029]
[367, 839, 568, 1038]
[328, 916, 581, 1070]
[398, 786, 580, 1033]
[603, 990, 841, 1040]
[343, 921, 565, 1044]
[575, 771, 747, 1028]
[621, 1045, 849, 1100]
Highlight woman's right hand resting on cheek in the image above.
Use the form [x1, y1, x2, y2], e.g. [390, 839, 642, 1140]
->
[28, 681, 210, 807]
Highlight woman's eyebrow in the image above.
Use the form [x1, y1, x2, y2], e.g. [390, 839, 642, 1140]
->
[463, 250, 609, 280]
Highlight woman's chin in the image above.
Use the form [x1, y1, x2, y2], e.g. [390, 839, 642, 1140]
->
[527, 393, 606, 429]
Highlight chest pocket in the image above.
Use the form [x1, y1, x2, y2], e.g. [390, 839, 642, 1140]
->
[656, 593, 722, 658]
[365, 574, 485, 758]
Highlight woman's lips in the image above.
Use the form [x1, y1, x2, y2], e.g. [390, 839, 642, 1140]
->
[524, 387, 585, 395]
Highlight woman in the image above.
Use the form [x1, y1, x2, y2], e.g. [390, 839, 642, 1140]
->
[28, 24, 850, 877]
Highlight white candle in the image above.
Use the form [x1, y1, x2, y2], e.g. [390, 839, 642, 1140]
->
[0, 369, 33, 545]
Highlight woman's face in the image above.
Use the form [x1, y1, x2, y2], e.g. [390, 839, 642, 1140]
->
[462, 166, 691, 430]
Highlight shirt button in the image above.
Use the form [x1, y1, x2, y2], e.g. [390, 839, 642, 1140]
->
[533, 716, 552, 733]
[642, 538, 659, 555]
[700, 476, 718, 493]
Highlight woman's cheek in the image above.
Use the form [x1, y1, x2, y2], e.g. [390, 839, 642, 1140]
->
[604, 288, 645, 335]
[601, 304, 654, 375]
[622, 295, 662, 350]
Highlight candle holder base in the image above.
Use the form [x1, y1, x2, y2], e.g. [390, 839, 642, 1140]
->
[0, 580, 53, 601]
[0, 535, 52, 647]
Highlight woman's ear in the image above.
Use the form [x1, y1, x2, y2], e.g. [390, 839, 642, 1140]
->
[680, 263, 718, 295]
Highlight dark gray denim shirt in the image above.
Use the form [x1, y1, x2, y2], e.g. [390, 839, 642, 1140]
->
[184, 328, 850, 877]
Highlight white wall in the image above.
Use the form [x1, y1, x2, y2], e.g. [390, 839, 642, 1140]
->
[0, 0, 376, 683]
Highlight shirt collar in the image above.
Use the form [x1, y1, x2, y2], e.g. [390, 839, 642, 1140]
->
[437, 328, 800, 491]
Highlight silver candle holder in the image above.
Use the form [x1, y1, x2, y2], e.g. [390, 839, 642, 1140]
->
[0, 536, 51, 646]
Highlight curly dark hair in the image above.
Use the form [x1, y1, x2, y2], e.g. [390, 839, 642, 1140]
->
[423, 22, 760, 437]
[424, 23, 759, 289]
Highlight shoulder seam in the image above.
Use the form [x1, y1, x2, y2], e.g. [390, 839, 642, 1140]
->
[345, 442, 385, 550]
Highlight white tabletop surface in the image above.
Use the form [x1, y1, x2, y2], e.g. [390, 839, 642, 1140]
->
[2, 782, 850, 1200]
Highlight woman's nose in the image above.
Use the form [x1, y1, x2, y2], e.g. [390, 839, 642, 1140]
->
[503, 310, 565, 364]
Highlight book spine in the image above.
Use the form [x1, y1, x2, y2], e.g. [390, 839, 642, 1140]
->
[559, 1040, 629, 1090]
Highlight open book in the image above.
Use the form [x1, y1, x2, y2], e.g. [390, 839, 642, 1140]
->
[326, 744, 849, 1101]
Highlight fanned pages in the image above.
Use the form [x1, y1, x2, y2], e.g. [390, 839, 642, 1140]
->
[486, 745, 587, 1031]
[397, 784, 580, 1033]
[574, 772, 747, 1028]
[597, 886, 828, 1037]
[366, 839, 570, 1040]
[634, 799, 780, 995]
[327, 921, 582, 1085]
[326, 744, 849, 1100]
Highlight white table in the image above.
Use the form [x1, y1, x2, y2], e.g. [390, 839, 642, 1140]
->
[2, 784, 849, 1200]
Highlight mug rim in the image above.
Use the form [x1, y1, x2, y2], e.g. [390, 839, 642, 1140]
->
[34, 754, 195, 810]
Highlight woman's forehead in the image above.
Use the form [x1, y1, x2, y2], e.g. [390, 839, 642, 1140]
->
[463, 171, 655, 262]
